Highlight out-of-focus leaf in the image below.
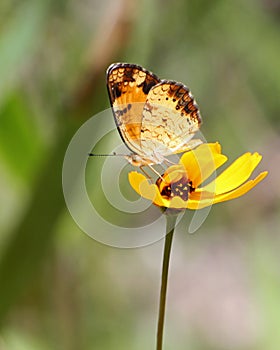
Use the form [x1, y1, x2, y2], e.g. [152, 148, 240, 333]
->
[1, 328, 50, 350]
[204, 1, 280, 123]
[0, 121, 78, 325]
[0, 91, 44, 182]
[0, 1, 49, 106]
[0, 75, 108, 325]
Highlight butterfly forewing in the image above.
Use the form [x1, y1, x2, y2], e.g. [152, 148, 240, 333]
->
[106, 63, 160, 154]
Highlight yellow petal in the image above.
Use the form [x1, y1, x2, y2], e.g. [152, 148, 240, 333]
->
[128, 172, 168, 207]
[187, 171, 268, 209]
[169, 196, 188, 209]
[180, 143, 227, 187]
[128, 172, 147, 195]
[212, 171, 268, 203]
[201, 152, 263, 195]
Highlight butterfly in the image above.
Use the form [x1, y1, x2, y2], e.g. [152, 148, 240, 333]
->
[106, 63, 202, 168]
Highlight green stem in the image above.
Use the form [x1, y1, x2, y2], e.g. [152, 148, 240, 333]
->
[156, 215, 178, 350]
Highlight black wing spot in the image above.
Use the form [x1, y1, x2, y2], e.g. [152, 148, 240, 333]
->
[183, 104, 192, 114]
[142, 80, 156, 94]
[124, 68, 134, 81]
[113, 84, 122, 98]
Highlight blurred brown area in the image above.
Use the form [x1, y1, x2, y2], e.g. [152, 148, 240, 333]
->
[0, 0, 279, 349]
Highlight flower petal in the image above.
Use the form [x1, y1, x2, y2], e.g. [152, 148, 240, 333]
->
[128, 172, 168, 207]
[128, 172, 147, 195]
[187, 171, 268, 209]
[180, 142, 227, 187]
[169, 196, 188, 209]
[201, 152, 263, 195]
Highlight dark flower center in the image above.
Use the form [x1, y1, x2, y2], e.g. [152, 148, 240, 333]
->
[156, 176, 195, 201]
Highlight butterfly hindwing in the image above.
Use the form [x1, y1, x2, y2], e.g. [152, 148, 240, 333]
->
[106, 63, 160, 154]
[140, 81, 202, 155]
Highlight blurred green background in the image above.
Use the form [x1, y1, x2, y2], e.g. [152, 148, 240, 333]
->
[0, 0, 279, 349]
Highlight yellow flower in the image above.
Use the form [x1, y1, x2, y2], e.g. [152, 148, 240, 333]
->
[128, 143, 268, 210]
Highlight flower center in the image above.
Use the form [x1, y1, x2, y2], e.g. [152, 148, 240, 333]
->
[156, 176, 195, 201]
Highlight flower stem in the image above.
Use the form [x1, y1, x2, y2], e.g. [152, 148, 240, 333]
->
[156, 215, 177, 350]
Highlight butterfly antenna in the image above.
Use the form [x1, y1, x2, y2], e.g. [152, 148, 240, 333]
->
[88, 152, 127, 157]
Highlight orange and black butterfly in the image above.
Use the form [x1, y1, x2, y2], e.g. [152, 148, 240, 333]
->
[106, 63, 202, 167]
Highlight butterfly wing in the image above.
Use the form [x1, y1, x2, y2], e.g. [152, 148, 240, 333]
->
[140, 80, 202, 156]
[106, 63, 160, 154]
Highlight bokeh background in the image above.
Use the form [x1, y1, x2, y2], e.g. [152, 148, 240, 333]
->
[0, 0, 279, 349]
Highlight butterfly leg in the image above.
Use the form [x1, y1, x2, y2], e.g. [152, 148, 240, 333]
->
[146, 164, 166, 182]
[163, 158, 175, 166]
[139, 165, 165, 182]
[139, 165, 152, 179]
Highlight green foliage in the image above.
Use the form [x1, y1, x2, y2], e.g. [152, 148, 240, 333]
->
[0, 91, 44, 182]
